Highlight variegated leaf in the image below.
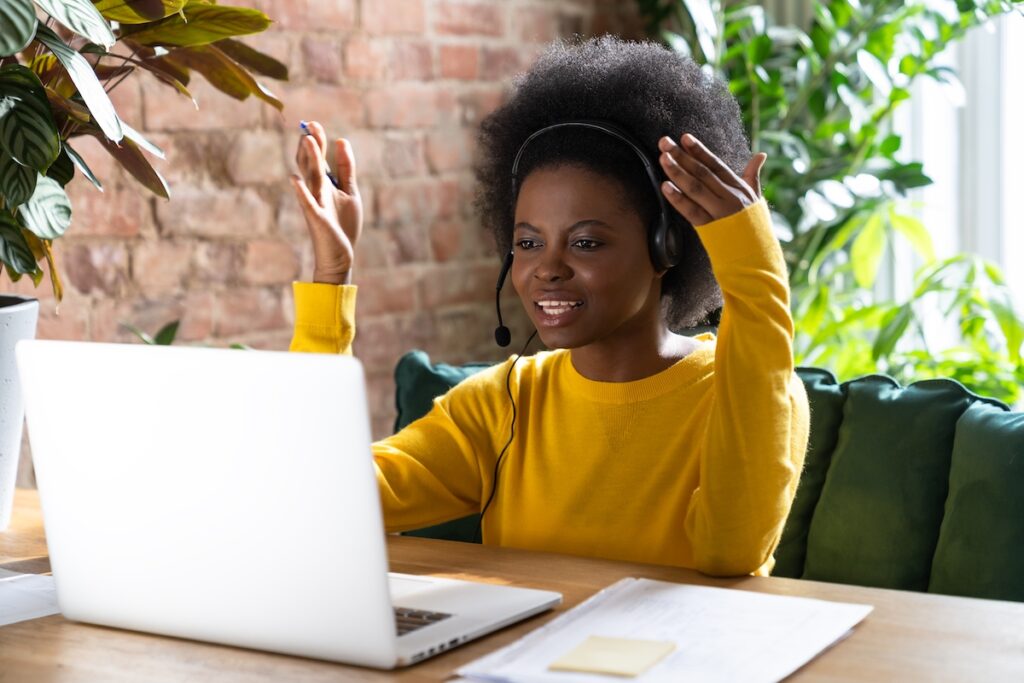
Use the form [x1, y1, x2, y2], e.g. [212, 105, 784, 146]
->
[33, 0, 115, 49]
[35, 25, 123, 143]
[19, 176, 72, 240]
[0, 65, 60, 172]
[0, 211, 39, 274]
[46, 146, 75, 186]
[0, 151, 37, 206]
[0, 0, 37, 56]
[64, 141, 103, 191]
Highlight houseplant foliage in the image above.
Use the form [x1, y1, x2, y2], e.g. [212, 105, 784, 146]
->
[0, 0, 288, 300]
[637, 0, 1024, 404]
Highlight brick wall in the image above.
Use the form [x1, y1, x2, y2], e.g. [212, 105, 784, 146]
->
[9, 0, 642, 485]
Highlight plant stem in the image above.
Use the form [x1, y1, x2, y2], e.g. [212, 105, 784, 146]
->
[104, 44, 143, 93]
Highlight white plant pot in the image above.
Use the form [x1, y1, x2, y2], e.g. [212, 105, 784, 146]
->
[0, 295, 39, 531]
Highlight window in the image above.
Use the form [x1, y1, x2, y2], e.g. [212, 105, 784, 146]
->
[896, 12, 1023, 304]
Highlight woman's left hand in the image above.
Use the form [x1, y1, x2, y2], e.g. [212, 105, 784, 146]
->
[657, 133, 766, 227]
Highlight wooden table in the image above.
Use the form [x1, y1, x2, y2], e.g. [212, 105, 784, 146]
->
[2, 488, 1024, 682]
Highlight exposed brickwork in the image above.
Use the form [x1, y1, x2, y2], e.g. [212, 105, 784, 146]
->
[8, 0, 642, 482]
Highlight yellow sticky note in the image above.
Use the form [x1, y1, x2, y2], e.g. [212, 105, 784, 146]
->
[548, 635, 676, 677]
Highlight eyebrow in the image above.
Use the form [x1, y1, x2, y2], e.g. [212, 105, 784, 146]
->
[513, 219, 614, 233]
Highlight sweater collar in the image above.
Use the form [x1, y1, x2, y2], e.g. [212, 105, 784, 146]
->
[554, 334, 715, 404]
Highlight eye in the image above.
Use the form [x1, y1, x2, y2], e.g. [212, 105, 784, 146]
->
[572, 239, 602, 250]
[515, 238, 539, 250]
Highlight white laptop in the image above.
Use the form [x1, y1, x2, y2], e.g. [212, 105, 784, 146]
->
[16, 340, 561, 668]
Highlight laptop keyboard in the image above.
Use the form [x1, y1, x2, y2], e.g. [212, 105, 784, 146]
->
[394, 606, 452, 636]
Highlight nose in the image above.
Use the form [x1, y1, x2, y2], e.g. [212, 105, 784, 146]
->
[534, 245, 572, 282]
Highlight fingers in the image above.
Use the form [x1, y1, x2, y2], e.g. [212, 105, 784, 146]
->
[290, 173, 324, 225]
[661, 180, 713, 226]
[308, 120, 328, 162]
[742, 153, 767, 198]
[334, 137, 358, 196]
[680, 134, 750, 194]
[658, 136, 735, 203]
[300, 135, 324, 201]
[658, 134, 760, 224]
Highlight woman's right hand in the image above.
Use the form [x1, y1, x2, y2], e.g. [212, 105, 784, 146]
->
[290, 120, 363, 285]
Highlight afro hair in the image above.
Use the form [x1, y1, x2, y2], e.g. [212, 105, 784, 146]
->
[474, 36, 752, 329]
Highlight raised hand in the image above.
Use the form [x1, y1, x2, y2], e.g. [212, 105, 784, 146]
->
[657, 133, 766, 227]
[290, 120, 363, 285]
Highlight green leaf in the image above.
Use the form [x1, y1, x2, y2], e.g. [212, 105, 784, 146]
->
[154, 320, 180, 345]
[0, 211, 39, 274]
[33, 0, 116, 49]
[34, 25, 124, 143]
[747, 34, 773, 65]
[889, 210, 935, 262]
[0, 65, 61, 172]
[45, 146, 75, 186]
[879, 162, 934, 192]
[93, 0, 188, 24]
[215, 38, 289, 81]
[0, 151, 38, 206]
[64, 141, 103, 191]
[19, 176, 72, 239]
[120, 4, 272, 48]
[990, 296, 1024, 363]
[0, 0, 38, 56]
[96, 134, 169, 198]
[850, 211, 887, 288]
[982, 260, 1007, 286]
[681, 0, 720, 64]
[879, 134, 901, 156]
[857, 49, 892, 96]
[872, 304, 914, 360]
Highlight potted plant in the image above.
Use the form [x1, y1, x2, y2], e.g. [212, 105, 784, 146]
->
[637, 0, 1024, 403]
[0, 0, 289, 529]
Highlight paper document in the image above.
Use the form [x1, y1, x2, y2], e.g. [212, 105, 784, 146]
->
[0, 569, 59, 627]
[458, 577, 872, 683]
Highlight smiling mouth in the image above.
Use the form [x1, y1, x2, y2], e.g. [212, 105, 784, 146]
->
[535, 300, 584, 316]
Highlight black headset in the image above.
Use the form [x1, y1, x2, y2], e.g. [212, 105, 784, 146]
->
[494, 119, 682, 347]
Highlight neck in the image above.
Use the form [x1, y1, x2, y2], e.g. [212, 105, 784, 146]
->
[569, 323, 698, 382]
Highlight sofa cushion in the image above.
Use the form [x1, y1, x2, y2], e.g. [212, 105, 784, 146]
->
[928, 402, 1024, 600]
[802, 377, 976, 590]
[394, 350, 490, 431]
[772, 367, 846, 578]
[393, 350, 488, 542]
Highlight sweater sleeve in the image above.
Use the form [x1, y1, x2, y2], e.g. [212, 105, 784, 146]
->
[288, 280, 511, 532]
[289, 282, 358, 355]
[372, 362, 512, 533]
[684, 199, 810, 576]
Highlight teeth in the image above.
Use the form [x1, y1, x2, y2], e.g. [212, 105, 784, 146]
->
[536, 300, 582, 316]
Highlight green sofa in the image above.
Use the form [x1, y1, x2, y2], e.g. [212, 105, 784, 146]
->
[392, 350, 1024, 603]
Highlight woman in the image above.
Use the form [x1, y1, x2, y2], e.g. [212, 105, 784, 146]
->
[288, 37, 809, 577]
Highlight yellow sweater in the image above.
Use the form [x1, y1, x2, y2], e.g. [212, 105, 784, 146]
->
[290, 200, 809, 576]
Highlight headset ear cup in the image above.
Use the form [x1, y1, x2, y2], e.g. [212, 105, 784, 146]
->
[650, 216, 680, 271]
[663, 220, 682, 268]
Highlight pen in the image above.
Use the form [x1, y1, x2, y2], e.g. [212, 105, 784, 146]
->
[299, 120, 341, 189]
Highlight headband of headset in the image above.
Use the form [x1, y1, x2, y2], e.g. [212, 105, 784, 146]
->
[508, 119, 680, 271]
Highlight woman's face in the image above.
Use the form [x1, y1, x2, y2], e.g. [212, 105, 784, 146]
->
[511, 164, 664, 350]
